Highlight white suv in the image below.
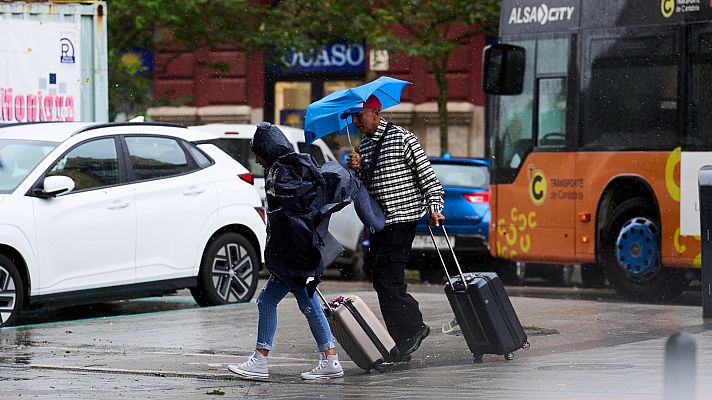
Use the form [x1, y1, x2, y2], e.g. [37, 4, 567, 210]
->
[189, 123, 368, 280]
[0, 122, 266, 327]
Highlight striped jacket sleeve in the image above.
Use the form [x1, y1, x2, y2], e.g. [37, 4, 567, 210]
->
[403, 133, 444, 213]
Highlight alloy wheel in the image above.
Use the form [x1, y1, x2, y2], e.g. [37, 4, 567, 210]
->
[0, 266, 18, 324]
[210, 242, 256, 302]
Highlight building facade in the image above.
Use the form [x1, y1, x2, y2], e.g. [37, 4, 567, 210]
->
[148, 36, 487, 157]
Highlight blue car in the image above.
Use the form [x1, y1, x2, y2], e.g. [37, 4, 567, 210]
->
[410, 157, 491, 283]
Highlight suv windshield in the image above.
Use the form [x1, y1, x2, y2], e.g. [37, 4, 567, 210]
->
[432, 163, 489, 188]
[0, 139, 57, 193]
[208, 138, 263, 178]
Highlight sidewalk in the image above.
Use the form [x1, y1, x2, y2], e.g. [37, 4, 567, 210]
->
[1, 282, 711, 399]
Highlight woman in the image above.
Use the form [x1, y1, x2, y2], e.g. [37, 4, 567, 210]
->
[227, 122, 382, 381]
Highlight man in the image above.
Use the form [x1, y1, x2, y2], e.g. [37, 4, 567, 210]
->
[345, 94, 445, 360]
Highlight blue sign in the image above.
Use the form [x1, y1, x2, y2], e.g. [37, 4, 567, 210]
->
[270, 44, 366, 73]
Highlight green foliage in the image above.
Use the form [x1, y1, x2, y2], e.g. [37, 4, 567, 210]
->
[363, 0, 501, 154]
[106, 0, 501, 134]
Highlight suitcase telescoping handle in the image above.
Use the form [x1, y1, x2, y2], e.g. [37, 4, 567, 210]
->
[314, 287, 334, 315]
[309, 277, 334, 314]
[427, 224, 469, 289]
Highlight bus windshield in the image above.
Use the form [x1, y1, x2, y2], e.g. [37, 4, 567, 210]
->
[491, 37, 568, 183]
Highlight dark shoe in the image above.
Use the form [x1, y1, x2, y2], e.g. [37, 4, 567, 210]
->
[398, 324, 430, 357]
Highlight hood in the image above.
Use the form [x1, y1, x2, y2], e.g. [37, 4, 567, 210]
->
[250, 122, 294, 165]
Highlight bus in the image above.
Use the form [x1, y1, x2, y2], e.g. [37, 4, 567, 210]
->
[482, 0, 712, 300]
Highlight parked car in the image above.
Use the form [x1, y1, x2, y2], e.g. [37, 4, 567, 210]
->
[188, 123, 368, 279]
[409, 157, 493, 283]
[0, 122, 266, 327]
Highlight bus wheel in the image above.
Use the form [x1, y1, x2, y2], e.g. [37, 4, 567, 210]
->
[601, 198, 689, 301]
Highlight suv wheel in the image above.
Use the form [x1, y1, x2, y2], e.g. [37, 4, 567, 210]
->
[0, 254, 24, 328]
[191, 232, 259, 306]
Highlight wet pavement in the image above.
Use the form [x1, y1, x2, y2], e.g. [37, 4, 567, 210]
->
[1, 280, 711, 399]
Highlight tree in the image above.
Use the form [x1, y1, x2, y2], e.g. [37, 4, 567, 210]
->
[363, 0, 500, 155]
[106, 0, 367, 120]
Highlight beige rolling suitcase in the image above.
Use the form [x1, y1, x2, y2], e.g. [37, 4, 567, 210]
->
[316, 290, 400, 372]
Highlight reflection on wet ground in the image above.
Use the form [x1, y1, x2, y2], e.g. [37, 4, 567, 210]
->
[16, 294, 200, 327]
[0, 329, 35, 365]
[8, 276, 705, 328]
[1, 278, 710, 399]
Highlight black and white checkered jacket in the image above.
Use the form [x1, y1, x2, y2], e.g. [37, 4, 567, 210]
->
[357, 118, 444, 226]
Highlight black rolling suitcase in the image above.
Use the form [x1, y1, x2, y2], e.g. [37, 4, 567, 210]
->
[428, 225, 529, 362]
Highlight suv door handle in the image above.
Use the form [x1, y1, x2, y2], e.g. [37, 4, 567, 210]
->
[183, 186, 206, 196]
[106, 200, 131, 210]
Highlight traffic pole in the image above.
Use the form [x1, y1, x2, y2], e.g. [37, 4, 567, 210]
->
[697, 166, 712, 318]
[664, 332, 696, 400]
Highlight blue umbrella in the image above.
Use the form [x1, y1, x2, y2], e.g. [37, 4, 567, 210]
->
[304, 76, 411, 146]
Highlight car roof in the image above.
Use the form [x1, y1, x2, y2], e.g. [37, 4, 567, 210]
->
[429, 156, 490, 167]
[0, 122, 215, 143]
[0, 122, 96, 142]
[189, 123, 308, 143]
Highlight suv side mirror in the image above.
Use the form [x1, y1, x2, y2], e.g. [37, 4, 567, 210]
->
[482, 44, 526, 95]
[34, 175, 75, 198]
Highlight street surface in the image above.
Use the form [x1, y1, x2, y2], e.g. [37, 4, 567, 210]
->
[1, 277, 710, 399]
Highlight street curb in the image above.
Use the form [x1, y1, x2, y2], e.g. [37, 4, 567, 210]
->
[30, 364, 239, 381]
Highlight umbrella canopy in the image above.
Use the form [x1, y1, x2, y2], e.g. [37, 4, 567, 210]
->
[304, 76, 411, 145]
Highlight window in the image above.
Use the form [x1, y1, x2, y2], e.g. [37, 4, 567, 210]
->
[495, 40, 535, 170]
[494, 37, 568, 170]
[431, 163, 489, 188]
[689, 32, 712, 148]
[48, 138, 119, 191]
[583, 33, 680, 150]
[186, 143, 212, 168]
[208, 138, 263, 177]
[275, 81, 310, 128]
[0, 140, 56, 193]
[125, 136, 192, 180]
[537, 78, 566, 147]
[297, 143, 326, 165]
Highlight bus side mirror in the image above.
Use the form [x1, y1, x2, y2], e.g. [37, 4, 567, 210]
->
[482, 44, 526, 95]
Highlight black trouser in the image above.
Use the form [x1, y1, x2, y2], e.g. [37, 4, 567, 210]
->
[368, 220, 423, 345]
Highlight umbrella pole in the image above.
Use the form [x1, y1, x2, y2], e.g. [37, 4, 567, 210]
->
[345, 123, 354, 150]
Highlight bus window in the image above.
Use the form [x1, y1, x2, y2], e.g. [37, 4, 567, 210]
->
[494, 38, 568, 170]
[537, 78, 566, 147]
[689, 32, 712, 148]
[536, 38, 568, 75]
[583, 33, 680, 150]
[495, 40, 534, 170]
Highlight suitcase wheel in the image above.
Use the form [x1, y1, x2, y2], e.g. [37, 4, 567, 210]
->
[473, 354, 483, 364]
[522, 341, 531, 350]
[373, 364, 386, 373]
[505, 352, 514, 361]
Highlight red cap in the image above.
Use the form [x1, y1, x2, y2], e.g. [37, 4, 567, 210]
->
[363, 94, 382, 110]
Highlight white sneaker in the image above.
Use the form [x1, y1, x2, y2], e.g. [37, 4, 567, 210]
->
[300, 354, 344, 380]
[228, 351, 269, 381]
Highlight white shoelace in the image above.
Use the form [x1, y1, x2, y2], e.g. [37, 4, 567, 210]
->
[241, 356, 259, 368]
[310, 359, 329, 373]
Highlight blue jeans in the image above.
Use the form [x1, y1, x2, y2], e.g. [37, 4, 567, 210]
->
[255, 279, 335, 352]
